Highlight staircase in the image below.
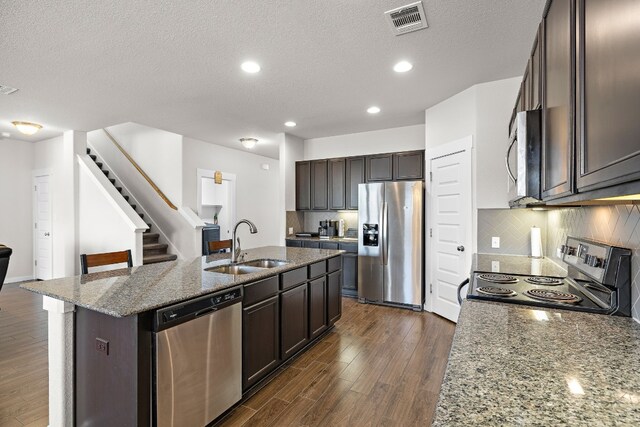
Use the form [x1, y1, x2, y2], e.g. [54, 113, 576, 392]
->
[86, 148, 178, 265]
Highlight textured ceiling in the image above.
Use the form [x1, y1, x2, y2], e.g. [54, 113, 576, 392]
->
[0, 0, 545, 158]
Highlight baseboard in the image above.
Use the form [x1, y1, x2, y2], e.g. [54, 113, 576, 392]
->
[5, 275, 35, 284]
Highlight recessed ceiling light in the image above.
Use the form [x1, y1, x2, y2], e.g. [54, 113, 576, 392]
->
[367, 106, 381, 114]
[240, 137, 258, 149]
[393, 61, 413, 73]
[284, 121, 296, 127]
[241, 61, 261, 73]
[1, 132, 10, 138]
[12, 121, 42, 135]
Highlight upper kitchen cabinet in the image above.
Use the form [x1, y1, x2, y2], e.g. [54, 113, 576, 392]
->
[295, 161, 311, 210]
[575, 0, 640, 193]
[366, 154, 393, 181]
[345, 156, 366, 210]
[530, 25, 542, 110]
[393, 150, 424, 180]
[328, 158, 346, 210]
[541, 0, 575, 200]
[311, 160, 328, 210]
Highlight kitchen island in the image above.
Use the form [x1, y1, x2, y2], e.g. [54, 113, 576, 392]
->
[21, 246, 343, 426]
[433, 299, 640, 426]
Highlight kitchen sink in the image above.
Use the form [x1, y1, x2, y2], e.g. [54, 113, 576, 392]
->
[205, 265, 266, 275]
[239, 259, 290, 268]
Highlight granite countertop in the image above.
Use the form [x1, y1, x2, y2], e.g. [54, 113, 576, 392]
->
[20, 246, 342, 318]
[472, 253, 567, 278]
[433, 300, 640, 426]
[286, 235, 359, 244]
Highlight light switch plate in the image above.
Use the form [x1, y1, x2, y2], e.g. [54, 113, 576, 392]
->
[492, 237, 500, 249]
[288, 227, 293, 235]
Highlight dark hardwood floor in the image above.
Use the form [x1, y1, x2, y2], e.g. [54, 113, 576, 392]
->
[218, 297, 456, 427]
[0, 283, 49, 427]
[0, 284, 455, 427]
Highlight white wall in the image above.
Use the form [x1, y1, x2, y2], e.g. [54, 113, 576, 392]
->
[279, 133, 304, 244]
[0, 138, 35, 281]
[304, 124, 425, 160]
[425, 87, 476, 150]
[183, 137, 280, 249]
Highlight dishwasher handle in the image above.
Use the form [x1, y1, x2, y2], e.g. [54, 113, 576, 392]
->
[154, 286, 242, 331]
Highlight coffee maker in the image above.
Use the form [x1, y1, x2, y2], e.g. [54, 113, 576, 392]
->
[319, 220, 337, 238]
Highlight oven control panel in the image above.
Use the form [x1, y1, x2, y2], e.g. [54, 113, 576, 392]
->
[561, 237, 610, 283]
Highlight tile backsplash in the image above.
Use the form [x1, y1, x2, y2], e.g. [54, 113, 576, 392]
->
[477, 209, 548, 256]
[546, 205, 640, 321]
[303, 211, 359, 234]
[285, 211, 304, 235]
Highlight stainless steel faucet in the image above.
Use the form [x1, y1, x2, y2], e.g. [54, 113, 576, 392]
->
[231, 219, 258, 263]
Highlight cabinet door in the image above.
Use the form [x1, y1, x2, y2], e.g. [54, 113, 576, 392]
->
[286, 239, 303, 248]
[345, 157, 365, 210]
[308, 277, 327, 339]
[393, 151, 424, 180]
[542, 0, 575, 200]
[327, 270, 342, 325]
[341, 253, 358, 297]
[303, 240, 320, 249]
[328, 158, 346, 210]
[243, 296, 279, 389]
[531, 27, 542, 109]
[280, 283, 309, 361]
[319, 241, 339, 250]
[522, 67, 531, 111]
[311, 160, 328, 210]
[295, 161, 311, 210]
[366, 154, 393, 181]
[576, 0, 640, 192]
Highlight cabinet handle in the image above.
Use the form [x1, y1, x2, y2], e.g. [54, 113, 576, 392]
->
[505, 137, 517, 184]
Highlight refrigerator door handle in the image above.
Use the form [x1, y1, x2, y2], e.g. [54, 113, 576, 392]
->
[382, 202, 389, 266]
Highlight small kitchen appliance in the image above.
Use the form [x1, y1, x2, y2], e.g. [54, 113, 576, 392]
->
[319, 220, 336, 238]
[466, 237, 632, 316]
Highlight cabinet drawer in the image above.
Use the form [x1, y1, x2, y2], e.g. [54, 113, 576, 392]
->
[339, 242, 357, 253]
[244, 276, 279, 307]
[286, 239, 303, 248]
[303, 240, 320, 249]
[308, 261, 327, 280]
[327, 256, 341, 273]
[319, 241, 339, 250]
[281, 266, 307, 290]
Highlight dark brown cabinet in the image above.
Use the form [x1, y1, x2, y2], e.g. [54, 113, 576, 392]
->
[311, 160, 328, 210]
[328, 159, 346, 210]
[308, 277, 327, 339]
[346, 156, 366, 210]
[327, 270, 342, 325]
[541, 0, 575, 200]
[339, 243, 358, 297]
[366, 154, 393, 181]
[242, 296, 280, 389]
[522, 68, 531, 112]
[393, 150, 424, 180]
[319, 241, 339, 250]
[286, 239, 303, 247]
[575, 0, 640, 193]
[530, 27, 541, 109]
[280, 283, 309, 361]
[295, 161, 311, 210]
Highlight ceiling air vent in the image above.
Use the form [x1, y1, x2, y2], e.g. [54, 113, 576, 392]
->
[385, 1, 428, 36]
[0, 84, 18, 95]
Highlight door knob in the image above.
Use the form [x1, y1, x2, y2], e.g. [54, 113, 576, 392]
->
[44, 232, 50, 237]
[457, 245, 465, 252]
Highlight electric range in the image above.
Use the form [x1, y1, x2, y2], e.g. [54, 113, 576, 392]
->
[467, 237, 632, 316]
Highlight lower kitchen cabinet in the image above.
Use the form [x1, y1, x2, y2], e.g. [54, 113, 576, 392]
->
[339, 242, 358, 297]
[319, 241, 339, 250]
[327, 270, 342, 325]
[242, 296, 280, 389]
[285, 239, 302, 247]
[280, 283, 309, 361]
[308, 277, 327, 339]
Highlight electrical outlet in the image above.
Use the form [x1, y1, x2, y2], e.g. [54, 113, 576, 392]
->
[492, 237, 500, 249]
[288, 227, 293, 235]
[95, 338, 109, 355]
[491, 261, 500, 272]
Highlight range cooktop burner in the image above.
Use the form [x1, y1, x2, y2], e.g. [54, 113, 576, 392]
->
[477, 274, 519, 284]
[477, 286, 517, 297]
[524, 277, 564, 286]
[525, 289, 582, 304]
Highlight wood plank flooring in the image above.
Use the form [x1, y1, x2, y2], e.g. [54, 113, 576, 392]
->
[218, 298, 456, 427]
[0, 284, 456, 427]
[0, 283, 49, 427]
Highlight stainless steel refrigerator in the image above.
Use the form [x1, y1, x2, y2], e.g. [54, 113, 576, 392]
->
[358, 181, 424, 310]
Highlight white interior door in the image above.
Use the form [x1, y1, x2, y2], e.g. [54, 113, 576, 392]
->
[34, 174, 53, 280]
[428, 139, 472, 322]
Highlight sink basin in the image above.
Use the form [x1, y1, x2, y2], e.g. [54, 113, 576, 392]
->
[240, 259, 290, 268]
[205, 265, 266, 275]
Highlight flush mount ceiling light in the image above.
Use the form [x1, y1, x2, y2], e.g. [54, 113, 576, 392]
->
[12, 121, 42, 135]
[367, 106, 381, 114]
[1, 132, 10, 138]
[393, 61, 413, 73]
[241, 61, 261, 73]
[240, 137, 258, 149]
[284, 121, 296, 127]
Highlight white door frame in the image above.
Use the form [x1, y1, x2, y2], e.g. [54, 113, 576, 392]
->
[424, 136, 473, 313]
[32, 168, 53, 280]
[196, 168, 237, 230]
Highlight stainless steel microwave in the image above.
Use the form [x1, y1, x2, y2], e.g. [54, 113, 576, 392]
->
[506, 110, 542, 207]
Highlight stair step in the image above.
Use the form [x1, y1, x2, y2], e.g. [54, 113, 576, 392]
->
[86, 148, 91, 155]
[124, 195, 129, 201]
[95, 161, 102, 168]
[138, 213, 144, 220]
[109, 178, 116, 185]
[90, 155, 97, 161]
[129, 204, 136, 210]
[143, 254, 177, 265]
[144, 223, 152, 232]
[143, 243, 169, 256]
[116, 187, 123, 193]
[143, 233, 160, 244]
[102, 170, 109, 177]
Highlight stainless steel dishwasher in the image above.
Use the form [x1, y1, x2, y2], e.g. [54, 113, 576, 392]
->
[153, 287, 242, 427]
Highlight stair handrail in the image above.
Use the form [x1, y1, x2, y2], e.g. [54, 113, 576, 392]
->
[102, 128, 178, 210]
